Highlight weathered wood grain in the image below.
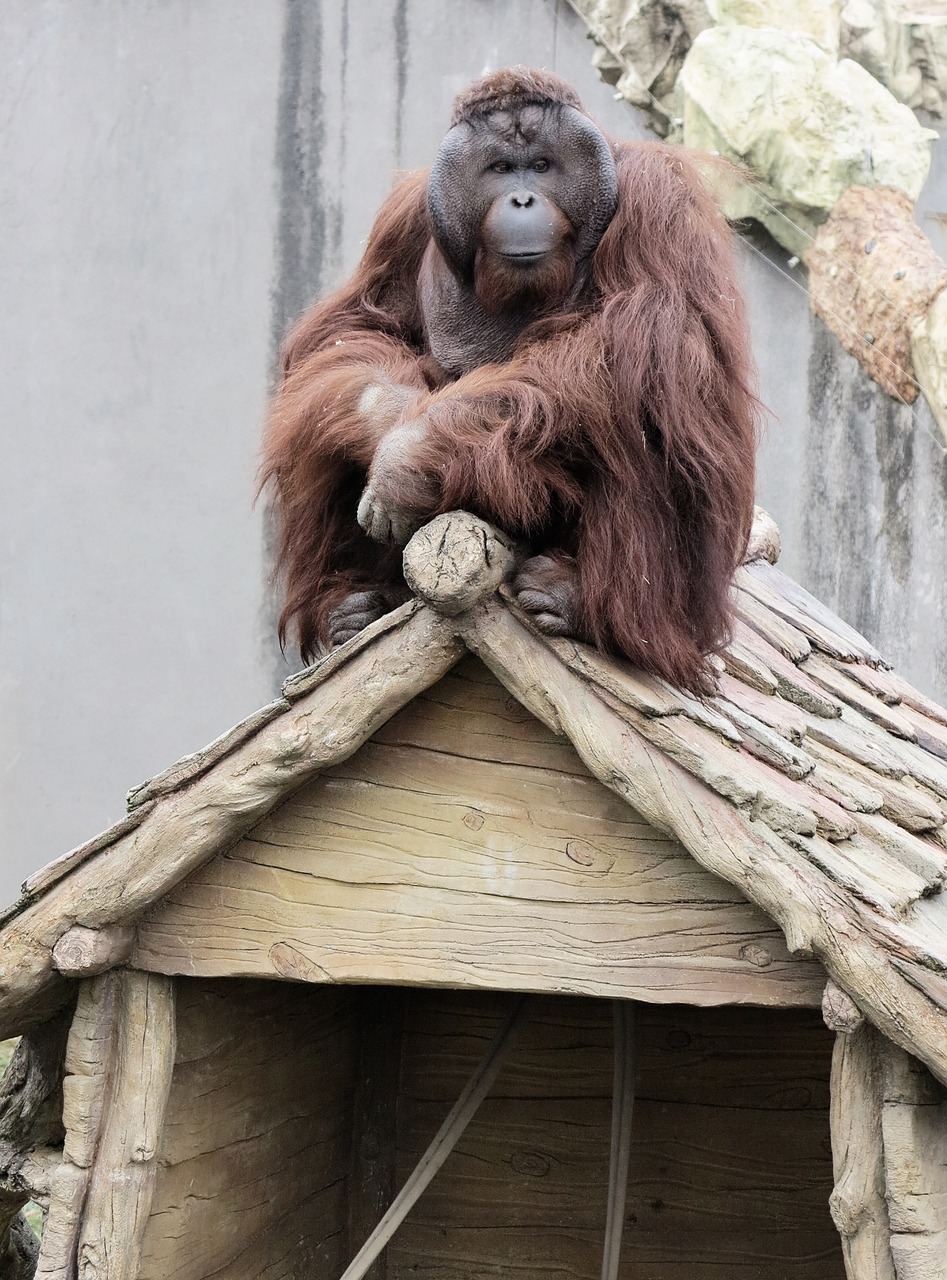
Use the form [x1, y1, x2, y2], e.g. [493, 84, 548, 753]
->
[879, 1041, 947, 1280]
[459, 602, 947, 1085]
[829, 1023, 896, 1280]
[388, 991, 842, 1280]
[0, 1007, 71, 1278]
[733, 585, 812, 663]
[76, 971, 175, 1280]
[134, 662, 825, 1007]
[52, 924, 135, 977]
[347, 989, 404, 1280]
[137, 979, 359, 1280]
[733, 621, 843, 718]
[403, 511, 519, 614]
[36, 976, 117, 1279]
[802, 654, 917, 742]
[738, 561, 886, 667]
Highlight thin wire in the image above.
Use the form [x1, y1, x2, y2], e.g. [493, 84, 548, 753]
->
[567, 0, 941, 343]
[747, 183, 939, 338]
[743, 236, 924, 398]
[741, 235, 947, 457]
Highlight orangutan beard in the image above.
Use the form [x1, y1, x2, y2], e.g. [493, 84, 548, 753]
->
[473, 243, 578, 316]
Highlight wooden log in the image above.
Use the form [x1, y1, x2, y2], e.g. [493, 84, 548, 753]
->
[822, 980, 864, 1034]
[52, 925, 135, 976]
[879, 1041, 947, 1280]
[460, 600, 947, 1085]
[76, 971, 175, 1280]
[715, 672, 808, 744]
[801, 655, 917, 742]
[711, 696, 815, 780]
[804, 739, 942, 834]
[0, 606, 463, 1039]
[744, 506, 781, 566]
[36, 974, 120, 1279]
[740, 561, 886, 668]
[806, 185, 947, 405]
[403, 512, 519, 615]
[733, 586, 812, 664]
[720, 634, 779, 697]
[0, 1007, 72, 1279]
[733, 621, 844, 718]
[742, 563, 885, 670]
[828, 1023, 896, 1280]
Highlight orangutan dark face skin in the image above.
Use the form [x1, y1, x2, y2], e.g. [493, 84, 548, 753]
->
[262, 68, 759, 694]
[420, 99, 618, 376]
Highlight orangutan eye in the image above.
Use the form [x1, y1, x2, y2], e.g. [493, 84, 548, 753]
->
[533, 158, 550, 172]
[491, 160, 513, 174]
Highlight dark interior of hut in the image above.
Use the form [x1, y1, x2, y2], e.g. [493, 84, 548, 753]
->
[137, 978, 843, 1279]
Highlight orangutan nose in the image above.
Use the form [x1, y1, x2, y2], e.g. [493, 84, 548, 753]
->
[510, 191, 536, 209]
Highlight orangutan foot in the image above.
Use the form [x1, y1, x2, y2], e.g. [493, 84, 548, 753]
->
[326, 590, 393, 649]
[512, 553, 581, 635]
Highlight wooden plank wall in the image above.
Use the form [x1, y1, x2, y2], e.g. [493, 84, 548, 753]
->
[133, 660, 825, 1007]
[383, 991, 844, 1280]
[136, 980, 358, 1280]
[92, 978, 843, 1279]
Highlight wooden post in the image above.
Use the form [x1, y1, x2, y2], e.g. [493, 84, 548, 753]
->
[879, 1041, 947, 1280]
[828, 1021, 896, 1280]
[73, 971, 175, 1280]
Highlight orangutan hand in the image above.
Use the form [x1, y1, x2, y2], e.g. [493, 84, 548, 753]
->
[357, 420, 441, 545]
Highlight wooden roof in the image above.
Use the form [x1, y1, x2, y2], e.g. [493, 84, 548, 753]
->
[2, 510, 946, 1086]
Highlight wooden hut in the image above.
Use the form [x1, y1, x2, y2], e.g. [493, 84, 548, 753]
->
[1, 511, 946, 1280]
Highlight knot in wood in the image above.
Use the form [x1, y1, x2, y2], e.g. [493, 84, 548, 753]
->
[822, 979, 864, 1034]
[403, 512, 519, 615]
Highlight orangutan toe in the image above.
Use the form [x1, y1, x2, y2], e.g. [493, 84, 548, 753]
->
[327, 590, 391, 648]
[513, 554, 579, 636]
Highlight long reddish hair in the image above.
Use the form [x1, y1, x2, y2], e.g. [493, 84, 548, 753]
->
[261, 88, 759, 691]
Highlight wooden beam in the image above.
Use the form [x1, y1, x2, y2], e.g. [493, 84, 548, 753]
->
[36, 974, 119, 1278]
[74, 971, 175, 1280]
[347, 989, 405, 1280]
[460, 600, 947, 1086]
[0, 1005, 72, 1278]
[601, 1001, 635, 1280]
[339, 997, 534, 1280]
[879, 1041, 947, 1280]
[0, 606, 463, 1040]
[828, 1023, 896, 1280]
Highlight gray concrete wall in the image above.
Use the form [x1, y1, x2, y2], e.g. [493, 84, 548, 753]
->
[2, 0, 946, 907]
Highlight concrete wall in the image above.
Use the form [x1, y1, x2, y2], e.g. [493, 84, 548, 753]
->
[2, 0, 946, 906]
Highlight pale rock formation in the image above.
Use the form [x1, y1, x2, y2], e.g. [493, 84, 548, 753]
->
[911, 288, 947, 441]
[842, 0, 947, 117]
[710, 0, 843, 53]
[573, 0, 714, 131]
[679, 25, 936, 254]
